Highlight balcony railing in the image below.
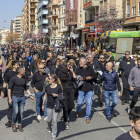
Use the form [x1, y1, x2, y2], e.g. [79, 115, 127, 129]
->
[38, 1, 48, 9]
[126, 13, 130, 18]
[38, 19, 48, 26]
[85, 19, 94, 24]
[38, 9, 48, 17]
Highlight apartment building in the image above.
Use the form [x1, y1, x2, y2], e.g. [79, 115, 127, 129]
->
[23, 0, 39, 34]
[124, 0, 140, 30]
[48, 0, 60, 45]
[13, 15, 24, 42]
[65, 0, 78, 47]
[75, 0, 86, 47]
[58, 0, 68, 44]
[0, 29, 10, 45]
[38, 0, 49, 34]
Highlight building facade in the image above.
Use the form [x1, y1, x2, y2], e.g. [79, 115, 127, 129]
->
[47, 0, 60, 45]
[38, 0, 49, 34]
[58, 0, 68, 44]
[124, 0, 140, 30]
[0, 29, 10, 45]
[23, 0, 39, 35]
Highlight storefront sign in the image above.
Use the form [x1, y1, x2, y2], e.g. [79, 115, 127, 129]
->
[90, 26, 95, 33]
[116, 38, 133, 54]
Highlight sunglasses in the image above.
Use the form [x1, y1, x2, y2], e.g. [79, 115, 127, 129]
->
[41, 62, 46, 63]
[125, 54, 129, 55]
[39, 67, 45, 69]
[100, 58, 105, 59]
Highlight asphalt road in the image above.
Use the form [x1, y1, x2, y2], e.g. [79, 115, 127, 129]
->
[0, 53, 134, 140]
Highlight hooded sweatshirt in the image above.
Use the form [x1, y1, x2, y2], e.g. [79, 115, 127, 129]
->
[128, 65, 140, 88]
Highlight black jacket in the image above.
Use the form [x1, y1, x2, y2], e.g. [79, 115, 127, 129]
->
[98, 62, 106, 72]
[76, 66, 97, 92]
[118, 57, 135, 78]
[47, 57, 56, 70]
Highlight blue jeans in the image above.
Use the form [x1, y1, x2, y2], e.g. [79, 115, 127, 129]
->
[35, 92, 47, 116]
[12, 96, 25, 125]
[44, 98, 47, 117]
[76, 90, 93, 119]
[103, 90, 118, 117]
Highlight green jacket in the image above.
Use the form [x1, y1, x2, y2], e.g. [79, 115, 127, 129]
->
[43, 81, 49, 93]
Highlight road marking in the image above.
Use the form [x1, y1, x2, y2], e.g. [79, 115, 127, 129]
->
[98, 112, 127, 133]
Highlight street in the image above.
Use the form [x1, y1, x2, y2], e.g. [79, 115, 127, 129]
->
[0, 55, 133, 140]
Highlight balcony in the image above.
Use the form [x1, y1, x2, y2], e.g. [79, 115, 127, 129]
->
[30, 0, 38, 3]
[126, 13, 130, 18]
[38, 19, 48, 26]
[58, 0, 65, 6]
[38, 9, 48, 17]
[31, 19, 35, 21]
[58, 13, 65, 18]
[38, 1, 48, 9]
[48, 23, 58, 28]
[43, 28, 48, 33]
[85, 19, 94, 24]
[58, 26, 68, 33]
[49, 11, 58, 17]
[30, 12, 35, 15]
[48, 0, 58, 7]
[30, 6, 35, 9]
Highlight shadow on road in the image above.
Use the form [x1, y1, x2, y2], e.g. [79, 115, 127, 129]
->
[57, 125, 130, 140]
[0, 109, 7, 121]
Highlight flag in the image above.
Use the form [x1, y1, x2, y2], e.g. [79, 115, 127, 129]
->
[4, 21, 6, 22]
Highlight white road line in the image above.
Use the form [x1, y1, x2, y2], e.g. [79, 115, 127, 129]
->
[98, 112, 127, 133]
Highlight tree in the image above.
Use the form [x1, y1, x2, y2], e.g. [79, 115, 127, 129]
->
[38, 27, 46, 40]
[95, 6, 123, 32]
[31, 31, 36, 40]
[5, 33, 18, 44]
[23, 34, 28, 41]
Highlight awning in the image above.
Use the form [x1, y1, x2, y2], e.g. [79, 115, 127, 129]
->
[75, 27, 85, 31]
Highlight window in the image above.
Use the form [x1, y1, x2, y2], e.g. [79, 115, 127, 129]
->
[62, 20, 63, 27]
[132, 7, 136, 17]
[62, 7, 63, 14]
[84, 0, 87, 4]
[59, 8, 60, 16]
[138, 2, 140, 15]
[90, 14, 92, 20]
[127, 4, 130, 17]
[70, 11, 75, 22]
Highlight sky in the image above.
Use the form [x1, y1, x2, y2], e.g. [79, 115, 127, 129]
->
[0, 0, 24, 29]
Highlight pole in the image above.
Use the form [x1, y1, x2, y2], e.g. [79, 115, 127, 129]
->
[95, 6, 97, 49]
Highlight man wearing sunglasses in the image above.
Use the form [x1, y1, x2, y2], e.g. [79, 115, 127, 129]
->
[118, 51, 135, 105]
[79, 50, 85, 58]
[31, 64, 47, 121]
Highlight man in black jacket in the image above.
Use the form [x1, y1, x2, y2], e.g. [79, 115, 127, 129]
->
[76, 57, 97, 123]
[1, 60, 19, 127]
[118, 51, 135, 105]
[46, 52, 56, 70]
[31, 64, 47, 121]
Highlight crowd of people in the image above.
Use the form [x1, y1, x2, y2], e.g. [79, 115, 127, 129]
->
[0, 43, 140, 140]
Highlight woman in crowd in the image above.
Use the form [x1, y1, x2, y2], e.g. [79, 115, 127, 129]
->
[69, 59, 77, 72]
[74, 52, 80, 68]
[133, 54, 138, 65]
[58, 61, 77, 129]
[6, 55, 13, 66]
[50, 58, 61, 74]
[42, 74, 63, 140]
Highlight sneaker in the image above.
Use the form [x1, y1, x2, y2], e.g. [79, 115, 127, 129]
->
[86, 119, 90, 123]
[18, 125, 24, 132]
[91, 107, 94, 112]
[107, 117, 111, 122]
[44, 117, 48, 121]
[5, 120, 12, 127]
[110, 111, 113, 118]
[65, 122, 69, 130]
[12, 124, 17, 132]
[37, 115, 42, 121]
[128, 106, 131, 115]
[48, 129, 51, 133]
[52, 137, 56, 140]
